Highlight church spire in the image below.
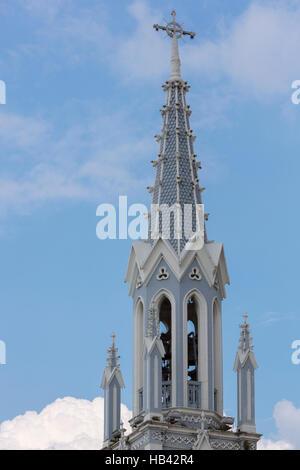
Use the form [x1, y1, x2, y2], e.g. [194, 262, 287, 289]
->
[151, 12, 205, 255]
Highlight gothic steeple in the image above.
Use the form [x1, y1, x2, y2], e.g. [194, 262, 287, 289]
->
[101, 333, 125, 446]
[150, 11, 205, 255]
[119, 10, 260, 451]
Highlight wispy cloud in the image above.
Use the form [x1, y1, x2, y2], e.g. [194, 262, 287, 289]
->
[260, 311, 296, 326]
[0, 108, 151, 217]
[184, 1, 300, 97]
[9, 1, 300, 94]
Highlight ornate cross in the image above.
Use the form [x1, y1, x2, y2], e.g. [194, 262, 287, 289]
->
[153, 10, 195, 40]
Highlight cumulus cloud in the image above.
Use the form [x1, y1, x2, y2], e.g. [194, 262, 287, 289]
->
[259, 399, 300, 450]
[0, 396, 131, 450]
[258, 438, 293, 450]
[1, 396, 299, 450]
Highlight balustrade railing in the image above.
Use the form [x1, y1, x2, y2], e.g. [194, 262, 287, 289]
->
[162, 381, 172, 408]
[188, 380, 201, 408]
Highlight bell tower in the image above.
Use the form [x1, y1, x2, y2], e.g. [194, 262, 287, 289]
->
[102, 10, 261, 451]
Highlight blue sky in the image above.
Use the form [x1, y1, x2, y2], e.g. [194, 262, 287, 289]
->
[0, 0, 300, 449]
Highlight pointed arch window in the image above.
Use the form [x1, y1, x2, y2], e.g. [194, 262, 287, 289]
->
[134, 300, 144, 415]
[186, 295, 201, 408]
[213, 299, 223, 414]
[159, 297, 172, 408]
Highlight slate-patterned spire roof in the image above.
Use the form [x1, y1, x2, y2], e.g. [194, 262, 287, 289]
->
[150, 11, 206, 255]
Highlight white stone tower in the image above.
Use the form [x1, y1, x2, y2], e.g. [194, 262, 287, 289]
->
[102, 11, 261, 451]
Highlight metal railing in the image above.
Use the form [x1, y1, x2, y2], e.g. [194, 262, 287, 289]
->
[139, 381, 201, 411]
[162, 381, 172, 408]
[188, 381, 201, 408]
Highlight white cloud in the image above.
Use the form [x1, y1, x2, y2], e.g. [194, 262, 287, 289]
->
[259, 399, 300, 450]
[260, 311, 295, 326]
[1, 396, 300, 450]
[11, 0, 300, 93]
[115, 1, 168, 81]
[184, 1, 300, 97]
[0, 396, 131, 450]
[0, 112, 48, 148]
[0, 109, 151, 217]
[258, 437, 293, 450]
[20, 0, 65, 21]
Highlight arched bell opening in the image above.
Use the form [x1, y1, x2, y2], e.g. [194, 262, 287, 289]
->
[187, 296, 198, 382]
[213, 298, 223, 414]
[158, 297, 172, 408]
[186, 295, 201, 409]
[133, 299, 144, 415]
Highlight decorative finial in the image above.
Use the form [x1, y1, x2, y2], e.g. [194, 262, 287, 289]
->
[239, 313, 253, 352]
[107, 332, 120, 368]
[153, 10, 195, 39]
[153, 11, 195, 81]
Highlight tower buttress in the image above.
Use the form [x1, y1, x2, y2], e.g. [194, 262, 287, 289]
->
[101, 333, 125, 447]
[233, 314, 258, 434]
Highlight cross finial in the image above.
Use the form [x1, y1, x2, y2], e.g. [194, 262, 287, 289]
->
[153, 11, 195, 82]
[239, 313, 253, 352]
[107, 332, 120, 368]
[153, 10, 195, 40]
